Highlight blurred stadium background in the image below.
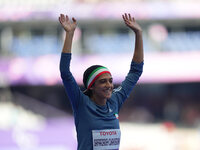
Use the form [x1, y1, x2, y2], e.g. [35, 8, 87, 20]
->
[0, 0, 200, 150]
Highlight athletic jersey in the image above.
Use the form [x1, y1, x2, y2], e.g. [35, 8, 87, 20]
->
[60, 53, 143, 150]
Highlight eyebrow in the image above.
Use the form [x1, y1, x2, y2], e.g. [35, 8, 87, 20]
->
[99, 77, 113, 80]
[98, 78, 113, 82]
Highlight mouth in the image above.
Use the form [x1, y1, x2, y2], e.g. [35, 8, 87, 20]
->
[103, 88, 112, 95]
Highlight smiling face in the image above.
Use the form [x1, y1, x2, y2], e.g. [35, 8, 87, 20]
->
[89, 73, 113, 100]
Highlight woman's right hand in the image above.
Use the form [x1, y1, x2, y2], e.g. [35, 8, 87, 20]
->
[59, 14, 77, 33]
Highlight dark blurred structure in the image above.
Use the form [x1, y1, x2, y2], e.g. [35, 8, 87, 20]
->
[6, 82, 200, 127]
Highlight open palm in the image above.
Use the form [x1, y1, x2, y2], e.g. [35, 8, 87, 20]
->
[59, 14, 77, 32]
[122, 13, 142, 33]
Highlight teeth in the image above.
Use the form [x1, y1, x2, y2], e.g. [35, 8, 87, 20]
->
[103, 88, 112, 94]
[104, 90, 111, 94]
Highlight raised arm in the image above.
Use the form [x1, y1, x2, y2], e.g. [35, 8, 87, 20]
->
[59, 14, 82, 111]
[122, 13, 144, 63]
[59, 14, 77, 53]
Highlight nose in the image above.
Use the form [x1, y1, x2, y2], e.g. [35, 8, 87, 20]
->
[105, 81, 112, 88]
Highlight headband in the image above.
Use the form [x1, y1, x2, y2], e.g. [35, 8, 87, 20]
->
[86, 66, 111, 89]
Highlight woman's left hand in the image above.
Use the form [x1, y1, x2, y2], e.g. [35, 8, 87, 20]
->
[122, 13, 142, 33]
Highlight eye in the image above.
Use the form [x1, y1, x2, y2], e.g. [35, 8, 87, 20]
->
[109, 78, 113, 83]
[99, 79, 106, 83]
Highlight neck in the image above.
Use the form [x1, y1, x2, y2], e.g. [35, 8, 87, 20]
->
[91, 95, 107, 106]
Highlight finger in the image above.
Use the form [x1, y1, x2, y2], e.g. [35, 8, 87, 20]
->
[122, 15, 126, 21]
[65, 15, 69, 22]
[72, 17, 76, 23]
[72, 17, 77, 26]
[123, 14, 129, 22]
[59, 16, 64, 25]
[60, 14, 65, 22]
[125, 13, 128, 20]
[61, 14, 64, 19]
[128, 14, 132, 21]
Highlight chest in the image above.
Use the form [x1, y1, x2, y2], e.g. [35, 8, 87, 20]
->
[77, 102, 120, 130]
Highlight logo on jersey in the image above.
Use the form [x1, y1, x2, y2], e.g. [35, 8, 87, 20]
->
[114, 113, 119, 119]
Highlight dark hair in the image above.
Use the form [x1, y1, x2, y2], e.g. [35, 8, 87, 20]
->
[83, 89, 92, 97]
[83, 65, 104, 97]
[83, 65, 104, 89]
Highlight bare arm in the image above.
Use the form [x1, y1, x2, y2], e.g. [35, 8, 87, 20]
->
[59, 14, 77, 53]
[122, 13, 144, 63]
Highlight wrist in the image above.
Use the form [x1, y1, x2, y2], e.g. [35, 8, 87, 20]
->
[65, 31, 75, 37]
[66, 30, 75, 34]
[134, 29, 142, 35]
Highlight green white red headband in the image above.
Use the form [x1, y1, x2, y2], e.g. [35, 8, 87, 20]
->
[86, 66, 111, 89]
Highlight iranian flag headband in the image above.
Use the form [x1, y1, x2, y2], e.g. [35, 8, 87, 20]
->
[86, 66, 111, 89]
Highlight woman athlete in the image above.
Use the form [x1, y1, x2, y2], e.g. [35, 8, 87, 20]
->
[59, 13, 144, 150]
